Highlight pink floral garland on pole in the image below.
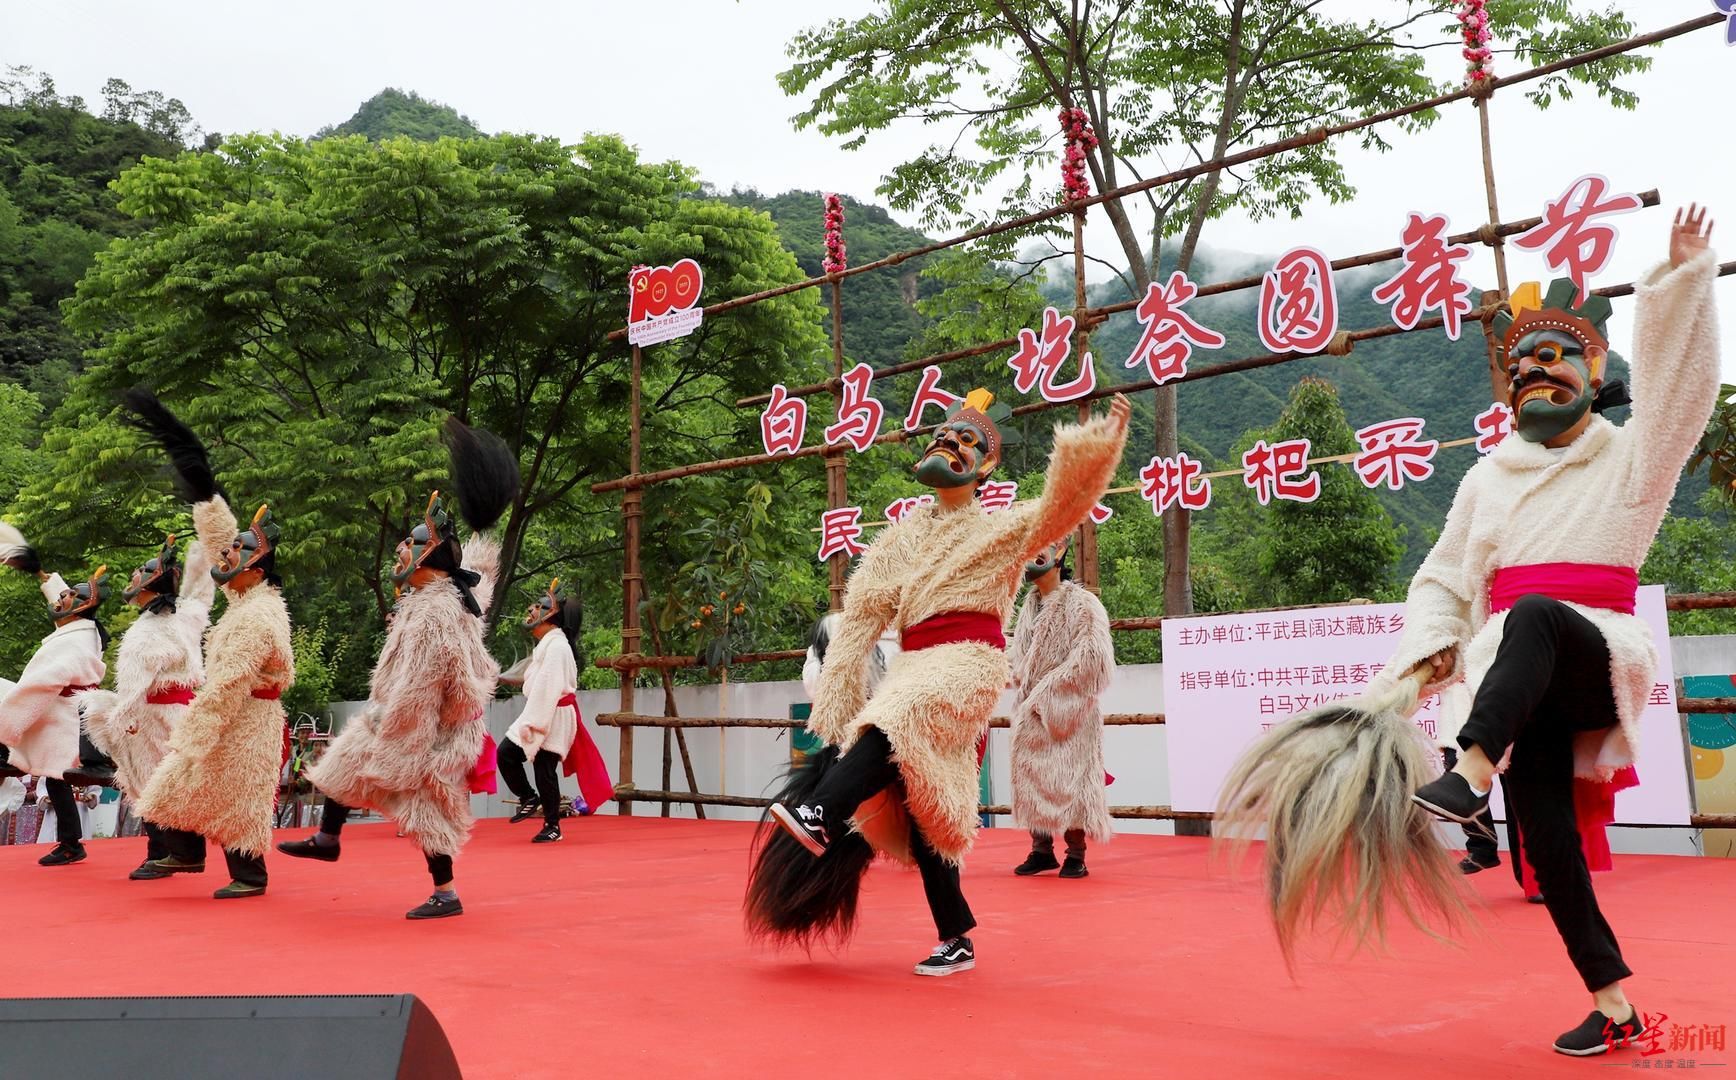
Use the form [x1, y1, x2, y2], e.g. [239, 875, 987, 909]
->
[1059, 107, 1098, 204]
[1457, 0, 1494, 85]
[822, 193, 847, 275]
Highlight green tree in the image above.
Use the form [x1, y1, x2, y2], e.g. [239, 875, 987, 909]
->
[1237, 378, 1404, 606]
[316, 89, 484, 142]
[12, 132, 824, 697]
[1642, 491, 1736, 637]
[779, 0, 1646, 618]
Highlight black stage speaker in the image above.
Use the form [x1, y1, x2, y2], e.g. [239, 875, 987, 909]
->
[0, 993, 462, 1079]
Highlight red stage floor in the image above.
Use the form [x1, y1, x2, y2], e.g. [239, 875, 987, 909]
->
[4, 816, 1733, 1079]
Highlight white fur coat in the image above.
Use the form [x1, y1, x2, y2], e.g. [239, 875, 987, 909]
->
[505, 627, 578, 759]
[811, 412, 1127, 864]
[1008, 581, 1114, 839]
[308, 536, 500, 857]
[80, 535, 216, 798]
[1375, 251, 1722, 779]
[0, 575, 107, 778]
[136, 497, 295, 857]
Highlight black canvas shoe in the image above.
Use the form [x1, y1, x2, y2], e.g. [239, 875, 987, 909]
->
[510, 797, 541, 824]
[407, 893, 464, 920]
[1527, 893, 1547, 904]
[1458, 852, 1500, 875]
[143, 854, 205, 875]
[532, 822, 562, 844]
[213, 880, 266, 899]
[769, 802, 830, 857]
[38, 841, 86, 867]
[1013, 851, 1060, 876]
[276, 835, 340, 862]
[1413, 773, 1494, 837]
[914, 936, 976, 977]
[1554, 1007, 1643, 1056]
[129, 860, 172, 880]
[1058, 856, 1089, 879]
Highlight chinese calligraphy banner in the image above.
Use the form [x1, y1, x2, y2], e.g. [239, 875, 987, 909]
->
[1160, 587, 1691, 825]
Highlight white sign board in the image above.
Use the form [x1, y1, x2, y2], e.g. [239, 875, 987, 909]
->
[1161, 586, 1690, 826]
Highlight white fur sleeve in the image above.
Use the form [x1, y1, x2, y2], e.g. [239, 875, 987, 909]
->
[1374, 470, 1479, 695]
[462, 534, 502, 617]
[177, 536, 217, 621]
[1622, 250, 1722, 497]
[514, 645, 564, 745]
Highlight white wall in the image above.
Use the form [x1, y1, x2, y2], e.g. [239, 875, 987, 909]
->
[325, 635, 1736, 852]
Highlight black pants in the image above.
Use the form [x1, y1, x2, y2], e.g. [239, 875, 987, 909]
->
[497, 739, 563, 826]
[142, 819, 168, 862]
[811, 727, 977, 942]
[162, 828, 268, 887]
[43, 778, 83, 844]
[319, 798, 454, 888]
[1030, 829, 1086, 860]
[1456, 594, 1631, 992]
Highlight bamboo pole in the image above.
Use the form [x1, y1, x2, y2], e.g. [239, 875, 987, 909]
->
[825, 278, 849, 611]
[605, 13, 1719, 352]
[617, 343, 644, 816]
[1071, 207, 1102, 591]
[592, 712, 1162, 729]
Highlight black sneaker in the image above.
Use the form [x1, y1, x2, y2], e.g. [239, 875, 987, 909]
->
[407, 893, 464, 920]
[769, 802, 830, 857]
[1458, 852, 1500, 875]
[914, 936, 976, 977]
[1527, 893, 1546, 904]
[1554, 1007, 1643, 1056]
[129, 860, 172, 880]
[1413, 773, 1494, 838]
[142, 855, 205, 875]
[276, 835, 340, 862]
[1014, 851, 1060, 876]
[1058, 856, 1089, 879]
[213, 880, 266, 900]
[510, 797, 541, 824]
[532, 823, 562, 844]
[38, 841, 86, 867]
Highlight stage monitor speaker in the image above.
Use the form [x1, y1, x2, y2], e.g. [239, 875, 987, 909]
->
[0, 993, 462, 1079]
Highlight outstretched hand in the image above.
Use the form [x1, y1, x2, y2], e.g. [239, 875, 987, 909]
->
[1105, 393, 1131, 434]
[1670, 204, 1714, 268]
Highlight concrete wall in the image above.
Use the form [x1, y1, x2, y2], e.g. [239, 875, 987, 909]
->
[326, 634, 1736, 854]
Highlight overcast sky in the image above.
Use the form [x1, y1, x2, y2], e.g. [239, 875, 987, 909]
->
[6, 0, 1733, 379]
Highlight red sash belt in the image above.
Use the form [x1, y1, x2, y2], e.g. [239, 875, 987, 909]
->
[251, 687, 282, 700]
[901, 611, 1006, 653]
[558, 693, 578, 709]
[555, 692, 613, 809]
[1488, 562, 1640, 883]
[59, 684, 97, 697]
[147, 686, 196, 706]
[1489, 562, 1638, 616]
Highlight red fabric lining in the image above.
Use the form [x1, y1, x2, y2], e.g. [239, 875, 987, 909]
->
[146, 686, 196, 706]
[900, 611, 1006, 653]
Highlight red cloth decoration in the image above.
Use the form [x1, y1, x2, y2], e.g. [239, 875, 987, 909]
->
[58, 683, 98, 697]
[1488, 562, 1638, 616]
[468, 729, 499, 795]
[250, 687, 282, 700]
[557, 693, 614, 810]
[900, 611, 1006, 653]
[1486, 561, 1642, 891]
[146, 686, 197, 706]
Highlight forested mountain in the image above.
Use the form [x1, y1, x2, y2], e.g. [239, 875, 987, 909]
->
[315, 89, 483, 142]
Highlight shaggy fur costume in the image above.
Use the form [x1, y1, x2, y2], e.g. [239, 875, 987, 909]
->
[81, 536, 216, 798]
[307, 537, 500, 857]
[0, 575, 107, 777]
[504, 626, 578, 759]
[809, 412, 1126, 864]
[136, 497, 294, 857]
[1373, 251, 1722, 781]
[1008, 580, 1114, 840]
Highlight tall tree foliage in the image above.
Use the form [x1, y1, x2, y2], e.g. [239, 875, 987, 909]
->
[779, 0, 1646, 618]
[10, 132, 825, 695]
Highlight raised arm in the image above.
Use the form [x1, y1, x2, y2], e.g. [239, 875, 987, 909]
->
[192, 496, 238, 570]
[1014, 395, 1130, 561]
[176, 535, 217, 623]
[1622, 206, 1721, 495]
